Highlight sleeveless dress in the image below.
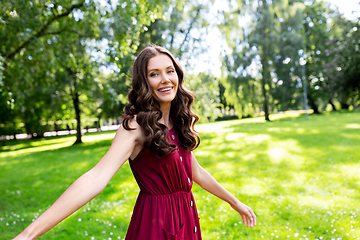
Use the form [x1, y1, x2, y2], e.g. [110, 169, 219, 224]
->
[125, 128, 202, 240]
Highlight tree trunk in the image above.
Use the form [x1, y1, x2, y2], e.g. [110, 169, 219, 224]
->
[261, 74, 270, 121]
[259, 0, 271, 121]
[72, 90, 82, 144]
[307, 89, 320, 114]
[97, 117, 102, 132]
[69, 75, 83, 144]
[260, 52, 271, 121]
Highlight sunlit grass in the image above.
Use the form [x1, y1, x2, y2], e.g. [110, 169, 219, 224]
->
[193, 110, 360, 239]
[1, 110, 359, 239]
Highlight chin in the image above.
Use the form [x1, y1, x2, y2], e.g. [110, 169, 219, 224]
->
[157, 95, 176, 104]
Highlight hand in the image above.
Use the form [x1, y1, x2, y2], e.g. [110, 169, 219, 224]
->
[231, 201, 256, 228]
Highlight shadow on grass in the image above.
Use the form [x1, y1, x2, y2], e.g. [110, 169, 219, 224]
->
[0, 136, 74, 152]
[0, 130, 118, 153]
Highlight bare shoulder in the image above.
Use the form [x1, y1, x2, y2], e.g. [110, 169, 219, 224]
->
[115, 116, 144, 144]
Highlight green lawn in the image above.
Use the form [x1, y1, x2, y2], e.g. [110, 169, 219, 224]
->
[1, 111, 359, 239]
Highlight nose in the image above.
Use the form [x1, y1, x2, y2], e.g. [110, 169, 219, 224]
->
[160, 72, 171, 83]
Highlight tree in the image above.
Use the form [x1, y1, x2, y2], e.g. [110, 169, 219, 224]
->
[1, 29, 64, 137]
[0, 1, 86, 64]
[271, 1, 304, 111]
[220, 0, 285, 120]
[326, 18, 360, 109]
[301, 0, 339, 113]
[53, 41, 98, 144]
[104, 0, 215, 122]
[185, 73, 220, 122]
[337, 20, 360, 107]
[0, 0, 176, 140]
[0, 0, 94, 138]
[219, 0, 346, 118]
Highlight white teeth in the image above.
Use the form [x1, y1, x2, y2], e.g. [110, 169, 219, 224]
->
[159, 87, 172, 92]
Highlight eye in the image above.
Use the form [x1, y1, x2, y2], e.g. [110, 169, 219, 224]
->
[150, 72, 158, 77]
[167, 69, 175, 74]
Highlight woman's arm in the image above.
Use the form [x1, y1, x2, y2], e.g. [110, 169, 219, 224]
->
[191, 152, 256, 228]
[13, 123, 142, 240]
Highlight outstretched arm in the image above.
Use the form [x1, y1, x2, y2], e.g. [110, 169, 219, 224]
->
[13, 124, 141, 240]
[191, 152, 256, 228]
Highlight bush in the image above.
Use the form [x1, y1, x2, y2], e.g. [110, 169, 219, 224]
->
[215, 115, 239, 121]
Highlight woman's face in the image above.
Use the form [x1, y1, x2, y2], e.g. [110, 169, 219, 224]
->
[147, 54, 179, 106]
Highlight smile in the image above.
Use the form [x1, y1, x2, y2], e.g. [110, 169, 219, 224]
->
[158, 87, 173, 93]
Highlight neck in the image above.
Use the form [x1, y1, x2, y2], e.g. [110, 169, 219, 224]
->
[159, 102, 172, 129]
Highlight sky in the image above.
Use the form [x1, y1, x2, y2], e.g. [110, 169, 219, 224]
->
[326, 0, 360, 20]
[187, 0, 360, 76]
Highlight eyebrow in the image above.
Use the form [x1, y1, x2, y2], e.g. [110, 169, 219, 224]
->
[148, 65, 175, 73]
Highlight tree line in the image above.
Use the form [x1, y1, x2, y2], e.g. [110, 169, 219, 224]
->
[219, 0, 359, 120]
[0, 0, 359, 143]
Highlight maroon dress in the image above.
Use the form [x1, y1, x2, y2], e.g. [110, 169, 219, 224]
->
[125, 128, 202, 240]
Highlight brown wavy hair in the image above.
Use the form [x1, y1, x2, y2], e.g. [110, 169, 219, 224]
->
[122, 45, 200, 158]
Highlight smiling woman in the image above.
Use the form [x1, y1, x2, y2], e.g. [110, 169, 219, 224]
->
[12, 45, 256, 240]
[122, 45, 200, 159]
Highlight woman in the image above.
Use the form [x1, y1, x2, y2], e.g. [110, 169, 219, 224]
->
[13, 45, 256, 240]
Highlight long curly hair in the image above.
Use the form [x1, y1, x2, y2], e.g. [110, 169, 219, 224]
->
[122, 45, 200, 158]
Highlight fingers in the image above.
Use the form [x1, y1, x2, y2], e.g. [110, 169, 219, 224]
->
[251, 210, 256, 226]
[247, 215, 253, 228]
[242, 208, 256, 228]
[248, 208, 256, 228]
[241, 214, 246, 227]
[241, 214, 251, 228]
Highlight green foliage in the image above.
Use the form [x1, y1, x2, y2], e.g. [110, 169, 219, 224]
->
[135, 0, 212, 66]
[220, 0, 358, 119]
[1, 111, 360, 239]
[2, 0, 358, 143]
[185, 73, 221, 122]
[0, 0, 95, 137]
[271, 2, 304, 111]
[325, 19, 360, 108]
[0, 0, 179, 138]
[301, 0, 339, 113]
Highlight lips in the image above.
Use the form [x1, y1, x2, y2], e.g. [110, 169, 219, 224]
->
[158, 86, 173, 92]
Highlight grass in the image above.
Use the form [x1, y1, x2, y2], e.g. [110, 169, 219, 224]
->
[1, 111, 359, 240]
